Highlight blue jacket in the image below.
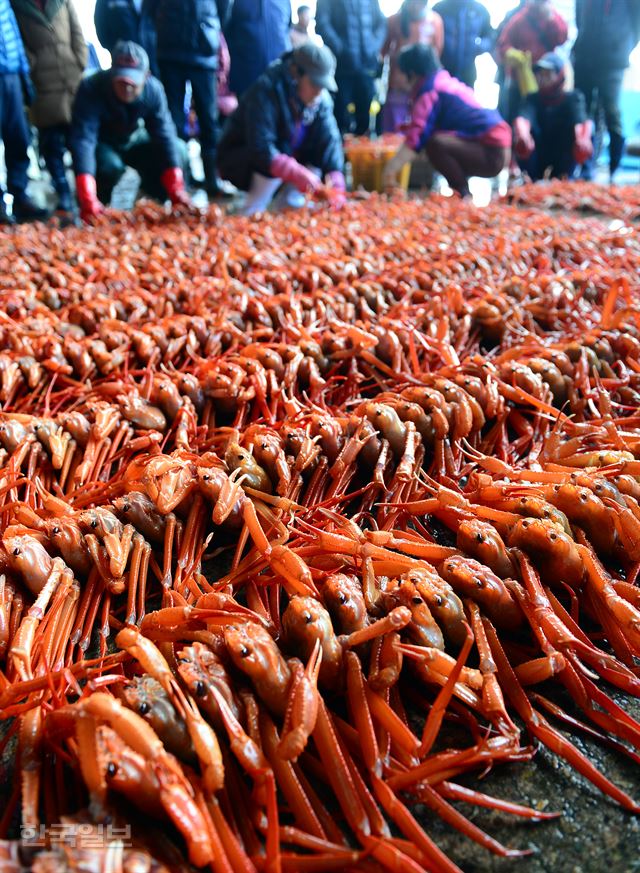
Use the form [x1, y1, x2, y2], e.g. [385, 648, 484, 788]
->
[574, 0, 640, 71]
[147, 0, 229, 70]
[70, 70, 180, 175]
[316, 0, 386, 75]
[94, 0, 158, 74]
[0, 0, 28, 74]
[224, 0, 290, 97]
[218, 53, 344, 190]
[432, 0, 493, 87]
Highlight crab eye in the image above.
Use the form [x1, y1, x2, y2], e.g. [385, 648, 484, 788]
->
[304, 611, 313, 624]
[52, 526, 60, 535]
[412, 596, 422, 605]
[13, 548, 20, 556]
[91, 519, 98, 528]
[475, 533, 484, 543]
[239, 645, 250, 657]
[139, 701, 150, 715]
[338, 592, 347, 603]
[107, 762, 117, 777]
[195, 680, 206, 696]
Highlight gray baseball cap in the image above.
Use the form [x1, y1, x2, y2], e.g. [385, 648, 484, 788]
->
[111, 40, 150, 86]
[293, 42, 338, 91]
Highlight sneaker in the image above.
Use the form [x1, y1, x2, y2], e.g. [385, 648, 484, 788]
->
[13, 197, 50, 223]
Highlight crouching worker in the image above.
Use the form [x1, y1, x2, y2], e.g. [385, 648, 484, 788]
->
[69, 40, 190, 222]
[513, 52, 592, 181]
[383, 43, 511, 198]
[217, 43, 346, 215]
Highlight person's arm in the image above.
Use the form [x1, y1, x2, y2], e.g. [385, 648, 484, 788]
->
[68, 2, 88, 71]
[513, 96, 537, 158]
[404, 88, 438, 152]
[144, 81, 190, 205]
[382, 142, 417, 188]
[315, 0, 344, 57]
[93, 0, 113, 50]
[372, 0, 388, 55]
[69, 80, 105, 220]
[568, 90, 592, 163]
[432, 12, 444, 58]
[476, 6, 494, 56]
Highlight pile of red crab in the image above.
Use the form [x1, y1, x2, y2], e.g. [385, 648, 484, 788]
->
[506, 178, 640, 222]
[2, 193, 640, 873]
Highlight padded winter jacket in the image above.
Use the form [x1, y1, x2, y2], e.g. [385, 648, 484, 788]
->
[432, 0, 493, 87]
[224, 0, 291, 96]
[12, 0, 86, 127]
[315, 0, 386, 76]
[94, 0, 158, 74]
[218, 53, 343, 191]
[574, 0, 640, 71]
[147, 0, 229, 70]
[0, 0, 28, 74]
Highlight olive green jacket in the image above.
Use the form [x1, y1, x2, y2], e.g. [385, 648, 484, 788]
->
[11, 0, 87, 128]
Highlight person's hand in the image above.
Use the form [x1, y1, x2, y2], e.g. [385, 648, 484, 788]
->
[161, 167, 192, 207]
[75, 174, 105, 223]
[324, 169, 347, 209]
[573, 121, 593, 164]
[20, 73, 35, 107]
[383, 161, 399, 191]
[270, 154, 322, 195]
[513, 117, 534, 160]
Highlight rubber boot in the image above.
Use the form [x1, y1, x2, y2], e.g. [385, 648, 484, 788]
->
[609, 131, 625, 179]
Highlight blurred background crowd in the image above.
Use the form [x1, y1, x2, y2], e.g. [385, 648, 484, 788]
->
[0, 0, 638, 223]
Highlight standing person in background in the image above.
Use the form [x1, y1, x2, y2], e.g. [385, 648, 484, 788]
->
[496, 0, 568, 123]
[12, 0, 87, 219]
[291, 5, 317, 49]
[0, 0, 48, 223]
[224, 0, 291, 99]
[70, 40, 190, 220]
[147, 0, 229, 198]
[573, 0, 640, 180]
[381, 0, 443, 132]
[94, 0, 158, 75]
[494, 0, 526, 122]
[316, 0, 387, 136]
[432, 0, 493, 89]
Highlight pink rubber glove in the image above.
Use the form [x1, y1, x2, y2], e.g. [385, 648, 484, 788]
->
[513, 117, 534, 160]
[573, 121, 593, 164]
[324, 170, 347, 209]
[270, 154, 321, 194]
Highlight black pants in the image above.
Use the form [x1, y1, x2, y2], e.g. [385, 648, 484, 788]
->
[95, 130, 187, 203]
[39, 124, 72, 208]
[574, 63, 625, 174]
[0, 73, 31, 199]
[334, 71, 375, 136]
[159, 61, 218, 161]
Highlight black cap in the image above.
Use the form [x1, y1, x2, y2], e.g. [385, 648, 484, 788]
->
[534, 52, 564, 74]
[293, 42, 337, 91]
[111, 40, 149, 86]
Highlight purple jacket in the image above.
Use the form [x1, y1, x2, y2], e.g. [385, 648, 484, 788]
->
[405, 69, 510, 150]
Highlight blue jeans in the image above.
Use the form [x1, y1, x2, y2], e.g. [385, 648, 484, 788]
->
[0, 73, 31, 199]
[159, 62, 218, 160]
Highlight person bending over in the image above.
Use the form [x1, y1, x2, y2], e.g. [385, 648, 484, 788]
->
[383, 43, 510, 198]
[217, 43, 345, 216]
[70, 40, 190, 222]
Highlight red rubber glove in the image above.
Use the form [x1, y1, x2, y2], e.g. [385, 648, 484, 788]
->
[513, 117, 534, 161]
[573, 121, 593, 164]
[161, 167, 191, 206]
[76, 174, 104, 223]
[325, 169, 347, 209]
[270, 154, 321, 194]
